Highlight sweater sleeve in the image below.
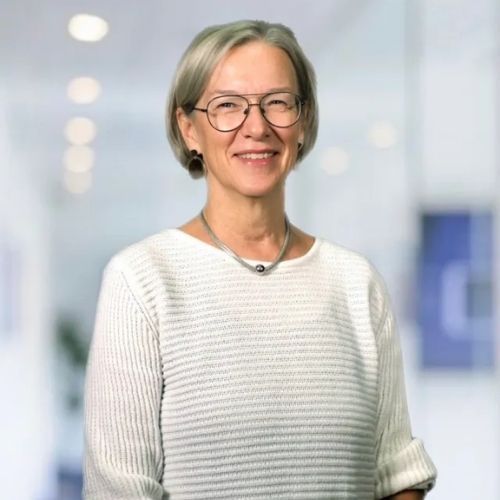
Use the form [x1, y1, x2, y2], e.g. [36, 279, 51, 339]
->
[372, 277, 437, 498]
[83, 259, 166, 500]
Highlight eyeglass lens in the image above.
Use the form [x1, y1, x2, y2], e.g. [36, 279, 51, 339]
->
[206, 92, 301, 131]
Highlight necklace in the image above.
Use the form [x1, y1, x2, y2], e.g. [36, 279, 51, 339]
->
[199, 210, 291, 275]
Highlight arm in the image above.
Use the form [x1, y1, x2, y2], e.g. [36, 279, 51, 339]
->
[383, 490, 425, 500]
[371, 269, 436, 498]
[83, 260, 165, 499]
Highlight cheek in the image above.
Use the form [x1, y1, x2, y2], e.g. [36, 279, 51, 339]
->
[283, 130, 301, 153]
[283, 132, 302, 167]
[199, 133, 236, 167]
[208, 134, 236, 156]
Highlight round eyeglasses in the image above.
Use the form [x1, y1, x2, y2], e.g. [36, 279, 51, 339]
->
[191, 92, 304, 132]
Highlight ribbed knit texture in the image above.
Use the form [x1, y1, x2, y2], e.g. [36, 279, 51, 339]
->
[83, 229, 437, 499]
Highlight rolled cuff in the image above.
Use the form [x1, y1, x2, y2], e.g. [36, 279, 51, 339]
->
[375, 437, 437, 498]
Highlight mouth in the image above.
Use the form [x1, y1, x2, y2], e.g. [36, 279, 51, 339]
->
[234, 151, 277, 160]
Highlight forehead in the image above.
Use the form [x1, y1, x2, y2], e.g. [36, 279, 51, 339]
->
[205, 41, 298, 95]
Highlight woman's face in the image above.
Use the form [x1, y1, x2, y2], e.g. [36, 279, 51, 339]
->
[178, 41, 304, 199]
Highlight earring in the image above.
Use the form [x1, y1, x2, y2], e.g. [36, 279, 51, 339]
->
[298, 142, 303, 151]
[187, 149, 205, 178]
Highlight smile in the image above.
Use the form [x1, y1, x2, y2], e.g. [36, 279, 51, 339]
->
[236, 152, 276, 160]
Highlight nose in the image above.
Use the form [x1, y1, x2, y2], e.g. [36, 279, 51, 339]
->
[240, 103, 271, 138]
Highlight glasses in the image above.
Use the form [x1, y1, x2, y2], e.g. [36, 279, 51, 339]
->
[191, 92, 303, 132]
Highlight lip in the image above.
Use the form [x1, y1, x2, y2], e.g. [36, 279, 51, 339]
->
[233, 150, 278, 169]
[233, 149, 278, 156]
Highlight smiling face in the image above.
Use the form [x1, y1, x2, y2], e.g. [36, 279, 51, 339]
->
[177, 41, 304, 200]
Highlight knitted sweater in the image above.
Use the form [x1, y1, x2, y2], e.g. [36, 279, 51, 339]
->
[83, 229, 437, 499]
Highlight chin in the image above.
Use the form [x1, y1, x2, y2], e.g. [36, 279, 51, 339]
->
[235, 178, 284, 198]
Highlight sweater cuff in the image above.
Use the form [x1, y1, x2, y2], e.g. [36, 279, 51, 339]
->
[375, 437, 437, 498]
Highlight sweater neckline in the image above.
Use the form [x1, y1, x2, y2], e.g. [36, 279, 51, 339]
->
[169, 228, 321, 270]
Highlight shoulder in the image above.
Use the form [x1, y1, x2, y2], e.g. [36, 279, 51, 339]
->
[291, 225, 373, 276]
[103, 228, 186, 283]
[97, 229, 188, 327]
[316, 238, 378, 278]
[315, 238, 391, 327]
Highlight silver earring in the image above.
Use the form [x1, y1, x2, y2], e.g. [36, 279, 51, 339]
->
[187, 149, 205, 178]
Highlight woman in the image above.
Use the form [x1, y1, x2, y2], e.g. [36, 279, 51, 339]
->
[83, 20, 437, 499]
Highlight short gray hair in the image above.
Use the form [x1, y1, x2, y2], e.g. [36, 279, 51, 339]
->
[166, 20, 318, 178]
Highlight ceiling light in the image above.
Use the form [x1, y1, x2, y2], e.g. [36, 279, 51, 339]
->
[67, 77, 101, 104]
[63, 170, 93, 194]
[68, 14, 109, 42]
[63, 146, 95, 173]
[368, 121, 398, 149]
[64, 117, 97, 145]
[320, 146, 350, 175]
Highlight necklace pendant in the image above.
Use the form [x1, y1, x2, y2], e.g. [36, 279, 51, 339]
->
[255, 264, 266, 273]
[199, 210, 290, 276]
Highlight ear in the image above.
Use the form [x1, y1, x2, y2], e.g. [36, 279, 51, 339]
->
[176, 108, 201, 152]
[298, 127, 305, 150]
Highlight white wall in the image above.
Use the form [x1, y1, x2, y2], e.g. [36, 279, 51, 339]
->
[0, 95, 56, 499]
[416, 0, 499, 497]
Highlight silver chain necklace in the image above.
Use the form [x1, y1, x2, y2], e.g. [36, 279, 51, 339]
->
[199, 210, 291, 275]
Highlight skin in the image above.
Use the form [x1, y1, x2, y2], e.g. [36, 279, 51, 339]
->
[383, 491, 425, 499]
[177, 40, 423, 500]
[177, 40, 313, 261]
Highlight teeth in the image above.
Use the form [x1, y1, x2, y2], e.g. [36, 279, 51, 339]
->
[238, 152, 274, 159]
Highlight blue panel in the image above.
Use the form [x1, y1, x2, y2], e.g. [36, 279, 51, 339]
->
[418, 212, 494, 370]
[57, 465, 83, 500]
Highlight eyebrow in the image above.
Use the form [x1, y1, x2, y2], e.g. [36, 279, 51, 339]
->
[210, 87, 294, 97]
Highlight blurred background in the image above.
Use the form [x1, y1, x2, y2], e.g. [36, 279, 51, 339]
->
[0, 0, 498, 498]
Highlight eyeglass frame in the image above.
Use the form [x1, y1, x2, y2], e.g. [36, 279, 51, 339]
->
[189, 91, 305, 132]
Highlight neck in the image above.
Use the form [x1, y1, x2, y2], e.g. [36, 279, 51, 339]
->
[202, 188, 288, 261]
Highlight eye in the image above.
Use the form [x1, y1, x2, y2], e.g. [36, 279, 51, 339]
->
[268, 99, 287, 106]
[217, 101, 238, 109]
[210, 96, 245, 112]
[263, 93, 296, 110]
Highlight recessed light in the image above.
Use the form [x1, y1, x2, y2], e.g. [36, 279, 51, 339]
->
[320, 146, 350, 175]
[67, 77, 101, 104]
[368, 121, 398, 149]
[64, 117, 97, 145]
[68, 14, 109, 42]
[63, 146, 95, 173]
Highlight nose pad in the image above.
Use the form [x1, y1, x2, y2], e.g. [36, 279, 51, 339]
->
[241, 103, 269, 133]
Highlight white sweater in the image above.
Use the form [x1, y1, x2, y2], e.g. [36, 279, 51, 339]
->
[83, 229, 436, 499]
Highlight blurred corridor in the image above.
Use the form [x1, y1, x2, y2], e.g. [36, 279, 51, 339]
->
[0, 0, 498, 498]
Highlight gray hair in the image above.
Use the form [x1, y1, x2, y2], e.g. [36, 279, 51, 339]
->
[166, 20, 318, 178]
